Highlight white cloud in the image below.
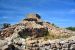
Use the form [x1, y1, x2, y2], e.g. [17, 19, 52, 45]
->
[71, 9, 75, 13]
[2, 16, 9, 19]
[69, 9, 75, 14]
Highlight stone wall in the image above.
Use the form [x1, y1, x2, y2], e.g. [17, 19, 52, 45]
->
[18, 28, 48, 38]
[23, 39, 75, 50]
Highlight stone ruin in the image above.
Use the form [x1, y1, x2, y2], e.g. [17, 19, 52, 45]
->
[0, 13, 75, 50]
[18, 28, 48, 38]
[23, 13, 42, 22]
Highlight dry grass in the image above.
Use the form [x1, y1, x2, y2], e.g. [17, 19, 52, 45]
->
[44, 31, 71, 40]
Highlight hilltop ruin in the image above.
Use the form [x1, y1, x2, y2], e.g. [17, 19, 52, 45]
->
[0, 13, 75, 50]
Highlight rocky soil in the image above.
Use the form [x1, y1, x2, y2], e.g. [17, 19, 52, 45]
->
[0, 13, 75, 50]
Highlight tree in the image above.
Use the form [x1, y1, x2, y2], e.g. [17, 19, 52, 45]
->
[52, 23, 55, 26]
[36, 14, 41, 19]
[66, 27, 75, 31]
[3, 23, 11, 29]
[52, 23, 59, 28]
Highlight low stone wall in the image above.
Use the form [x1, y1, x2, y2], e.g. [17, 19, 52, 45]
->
[0, 36, 75, 50]
[25, 40, 75, 50]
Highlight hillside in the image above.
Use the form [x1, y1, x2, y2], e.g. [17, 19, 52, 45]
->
[0, 13, 75, 50]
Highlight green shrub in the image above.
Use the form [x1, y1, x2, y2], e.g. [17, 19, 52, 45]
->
[66, 27, 75, 31]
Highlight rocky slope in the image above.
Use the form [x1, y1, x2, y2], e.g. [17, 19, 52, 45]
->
[0, 13, 75, 50]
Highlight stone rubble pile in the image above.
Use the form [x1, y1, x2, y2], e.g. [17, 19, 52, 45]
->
[0, 13, 75, 50]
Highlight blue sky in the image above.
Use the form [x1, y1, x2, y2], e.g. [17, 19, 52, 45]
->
[0, 0, 75, 27]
